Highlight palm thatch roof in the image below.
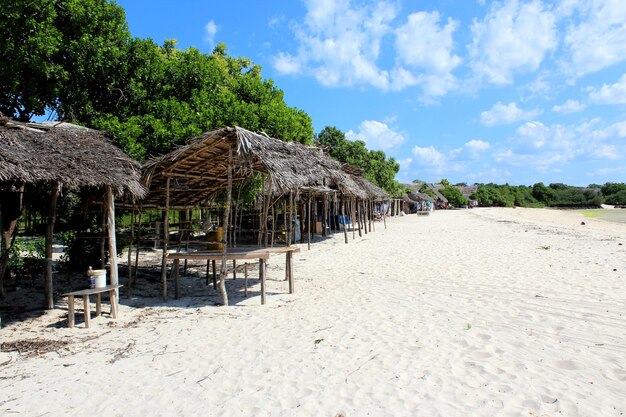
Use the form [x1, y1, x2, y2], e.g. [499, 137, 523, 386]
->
[141, 126, 365, 208]
[0, 120, 145, 198]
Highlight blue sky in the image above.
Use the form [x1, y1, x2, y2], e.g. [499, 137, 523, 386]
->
[115, 0, 626, 186]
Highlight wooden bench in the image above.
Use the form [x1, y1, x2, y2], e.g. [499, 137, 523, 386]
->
[63, 284, 122, 328]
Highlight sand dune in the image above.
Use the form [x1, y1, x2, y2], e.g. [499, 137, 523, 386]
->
[1, 207, 625, 416]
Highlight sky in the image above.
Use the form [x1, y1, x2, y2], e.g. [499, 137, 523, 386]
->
[115, 0, 626, 186]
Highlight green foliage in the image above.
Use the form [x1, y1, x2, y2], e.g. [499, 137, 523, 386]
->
[0, 0, 130, 121]
[601, 183, 626, 205]
[475, 182, 604, 208]
[9, 237, 45, 277]
[315, 126, 402, 195]
[1, 1, 314, 159]
[439, 186, 467, 207]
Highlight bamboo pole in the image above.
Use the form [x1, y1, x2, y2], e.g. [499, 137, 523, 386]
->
[217, 145, 233, 306]
[160, 178, 170, 301]
[105, 186, 119, 301]
[44, 181, 61, 310]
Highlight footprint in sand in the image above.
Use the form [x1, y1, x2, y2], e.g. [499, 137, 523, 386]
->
[552, 360, 584, 370]
[471, 351, 492, 360]
[477, 333, 491, 341]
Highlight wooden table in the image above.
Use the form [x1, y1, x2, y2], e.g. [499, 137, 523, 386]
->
[167, 246, 300, 304]
[63, 284, 122, 328]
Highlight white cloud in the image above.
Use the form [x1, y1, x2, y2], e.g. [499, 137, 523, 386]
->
[465, 139, 491, 153]
[394, 11, 461, 96]
[588, 74, 626, 104]
[204, 20, 218, 45]
[397, 157, 413, 170]
[273, 52, 302, 75]
[563, 1, 626, 77]
[345, 120, 405, 150]
[412, 145, 447, 171]
[480, 101, 542, 126]
[552, 99, 586, 114]
[469, 0, 557, 85]
[273, 0, 395, 90]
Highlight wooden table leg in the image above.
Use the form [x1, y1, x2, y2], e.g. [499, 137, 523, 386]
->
[233, 260, 236, 279]
[67, 295, 75, 328]
[83, 296, 91, 328]
[260, 259, 266, 305]
[206, 260, 210, 286]
[244, 263, 248, 297]
[174, 259, 180, 299]
[212, 260, 217, 289]
[287, 251, 294, 294]
[96, 293, 102, 317]
[109, 289, 118, 318]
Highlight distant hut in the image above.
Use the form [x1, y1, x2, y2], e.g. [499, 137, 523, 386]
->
[0, 120, 145, 306]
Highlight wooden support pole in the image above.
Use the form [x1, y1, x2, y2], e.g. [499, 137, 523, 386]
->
[244, 263, 248, 297]
[127, 205, 135, 298]
[260, 258, 266, 305]
[307, 195, 311, 251]
[173, 259, 180, 299]
[217, 145, 233, 306]
[105, 186, 119, 301]
[287, 191, 293, 246]
[44, 181, 61, 310]
[133, 206, 143, 288]
[160, 178, 170, 301]
[341, 195, 348, 244]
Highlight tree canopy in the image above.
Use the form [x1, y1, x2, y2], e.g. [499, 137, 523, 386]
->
[316, 126, 402, 195]
[1, 0, 314, 160]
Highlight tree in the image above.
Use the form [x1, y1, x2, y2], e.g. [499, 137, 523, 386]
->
[0, 0, 131, 121]
[440, 186, 467, 207]
[315, 126, 402, 195]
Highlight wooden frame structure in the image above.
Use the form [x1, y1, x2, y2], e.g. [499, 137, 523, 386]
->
[0, 121, 145, 307]
[139, 126, 390, 306]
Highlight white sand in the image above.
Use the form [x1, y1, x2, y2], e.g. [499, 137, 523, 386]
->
[1, 207, 625, 416]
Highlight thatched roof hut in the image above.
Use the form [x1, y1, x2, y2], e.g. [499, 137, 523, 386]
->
[0, 121, 145, 198]
[141, 126, 363, 208]
[0, 120, 145, 307]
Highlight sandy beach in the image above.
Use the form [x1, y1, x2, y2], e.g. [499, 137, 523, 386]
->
[1, 207, 625, 417]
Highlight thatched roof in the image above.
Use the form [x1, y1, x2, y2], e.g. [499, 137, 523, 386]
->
[351, 175, 389, 201]
[0, 121, 145, 198]
[407, 191, 435, 203]
[141, 126, 365, 208]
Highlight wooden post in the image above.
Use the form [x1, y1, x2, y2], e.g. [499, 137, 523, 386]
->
[287, 191, 293, 246]
[307, 195, 311, 251]
[356, 199, 362, 238]
[244, 263, 248, 297]
[351, 198, 356, 240]
[127, 204, 135, 298]
[44, 181, 61, 310]
[133, 206, 143, 287]
[160, 178, 170, 301]
[341, 195, 348, 244]
[173, 259, 180, 299]
[105, 186, 119, 302]
[217, 145, 233, 306]
[260, 258, 266, 305]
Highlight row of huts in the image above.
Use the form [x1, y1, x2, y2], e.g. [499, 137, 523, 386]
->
[0, 120, 392, 308]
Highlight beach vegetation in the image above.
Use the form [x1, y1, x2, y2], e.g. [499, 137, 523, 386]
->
[473, 182, 606, 208]
[315, 126, 403, 195]
[439, 185, 467, 207]
[601, 183, 626, 205]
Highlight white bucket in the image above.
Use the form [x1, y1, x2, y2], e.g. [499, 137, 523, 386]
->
[93, 269, 107, 288]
